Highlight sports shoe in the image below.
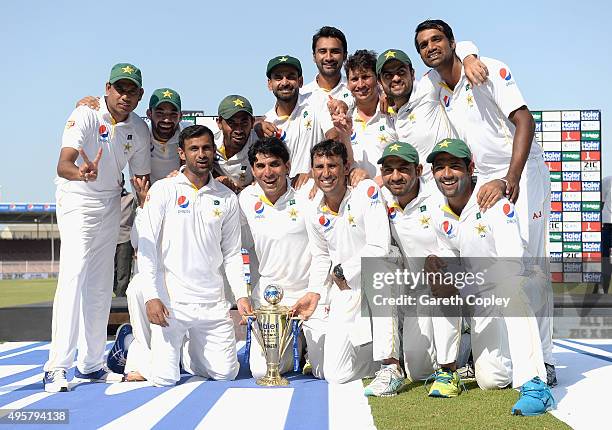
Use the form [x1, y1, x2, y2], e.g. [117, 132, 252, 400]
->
[457, 362, 475, 380]
[107, 323, 133, 374]
[74, 366, 124, 383]
[545, 363, 557, 387]
[427, 369, 462, 398]
[43, 369, 69, 393]
[364, 363, 404, 397]
[511, 376, 555, 416]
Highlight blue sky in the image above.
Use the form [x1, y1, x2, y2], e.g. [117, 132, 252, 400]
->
[0, 0, 609, 202]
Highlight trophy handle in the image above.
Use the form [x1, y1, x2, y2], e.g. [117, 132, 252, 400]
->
[279, 317, 303, 358]
[247, 315, 267, 356]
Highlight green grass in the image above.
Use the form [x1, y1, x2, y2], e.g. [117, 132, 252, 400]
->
[366, 380, 569, 430]
[0, 278, 57, 307]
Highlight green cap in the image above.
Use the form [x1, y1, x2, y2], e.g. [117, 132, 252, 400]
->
[109, 63, 142, 88]
[377, 142, 419, 164]
[266, 55, 302, 78]
[218, 95, 254, 119]
[426, 138, 472, 163]
[376, 49, 412, 76]
[149, 88, 181, 111]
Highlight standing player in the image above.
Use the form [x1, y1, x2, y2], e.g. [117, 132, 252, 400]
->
[414, 19, 554, 383]
[240, 137, 326, 378]
[44, 63, 151, 392]
[426, 139, 554, 416]
[298, 139, 403, 396]
[213, 95, 257, 193]
[136, 125, 250, 386]
[263, 55, 335, 189]
[378, 142, 462, 397]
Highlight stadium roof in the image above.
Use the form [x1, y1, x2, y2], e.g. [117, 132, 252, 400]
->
[0, 203, 56, 224]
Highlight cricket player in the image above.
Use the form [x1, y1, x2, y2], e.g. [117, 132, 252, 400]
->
[301, 26, 354, 124]
[136, 125, 250, 386]
[213, 95, 257, 193]
[44, 63, 151, 393]
[239, 137, 327, 378]
[375, 45, 486, 182]
[263, 55, 336, 189]
[300, 139, 402, 396]
[426, 138, 554, 416]
[414, 19, 554, 383]
[378, 142, 462, 397]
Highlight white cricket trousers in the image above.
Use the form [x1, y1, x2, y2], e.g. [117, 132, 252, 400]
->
[124, 273, 153, 376]
[480, 156, 554, 365]
[45, 190, 120, 373]
[401, 292, 461, 381]
[150, 300, 239, 386]
[249, 304, 327, 379]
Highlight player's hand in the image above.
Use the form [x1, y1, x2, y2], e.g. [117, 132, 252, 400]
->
[430, 282, 459, 298]
[374, 175, 384, 188]
[308, 182, 320, 200]
[146, 299, 170, 327]
[78, 148, 102, 182]
[291, 292, 320, 320]
[216, 175, 239, 193]
[291, 173, 311, 190]
[331, 111, 352, 136]
[463, 55, 489, 87]
[502, 173, 520, 203]
[76, 96, 100, 110]
[131, 176, 150, 208]
[332, 274, 351, 291]
[424, 254, 447, 274]
[379, 92, 392, 115]
[327, 96, 349, 117]
[348, 167, 370, 186]
[476, 179, 506, 212]
[236, 297, 254, 324]
[254, 121, 279, 138]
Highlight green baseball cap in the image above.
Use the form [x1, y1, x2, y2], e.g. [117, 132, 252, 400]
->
[377, 142, 419, 164]
[149, 88, 181, 111]
[426, 138, 472, 163]
[266, 55, 302, 78]
[109, 63, 142, 88]
[376, 49, 412, 76]
[218, 95, 253, 119]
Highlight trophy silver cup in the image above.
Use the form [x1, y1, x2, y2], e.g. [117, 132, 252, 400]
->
[246, 285, 302, 386]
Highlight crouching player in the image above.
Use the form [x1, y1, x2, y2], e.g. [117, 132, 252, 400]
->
[378, 142, 462, 397]
[125, 125, 251, 386]
[239, 137, 327, 378]
[426, 139, 554, 416]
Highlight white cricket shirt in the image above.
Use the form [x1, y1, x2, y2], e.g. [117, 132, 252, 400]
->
[213, 129, 256, 188]
[302, 76, 355, 131]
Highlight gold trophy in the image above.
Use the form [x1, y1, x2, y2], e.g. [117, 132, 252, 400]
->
[247, 285, 302, 386]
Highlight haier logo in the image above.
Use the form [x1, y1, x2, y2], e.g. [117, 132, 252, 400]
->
[563, 202, 581, 212]
[582, 182, 600, 192]
[582, 212, 601, 222]
[544, 152, 561, 162]
[563, 232, 582, 242]
[581, 110, 600, 121]
[584, 242, 601, 252]
[561, 121, 580, 131]
[549, 213, 562, 222]
[562, 171, 581, 181]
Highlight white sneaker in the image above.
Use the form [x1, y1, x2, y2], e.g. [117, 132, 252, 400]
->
[364, 363, 405, 397]
[43, 369, 69, 392]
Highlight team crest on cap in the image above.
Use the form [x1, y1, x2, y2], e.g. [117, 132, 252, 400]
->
[443, 95, 450, 107]
[319, 215, 330, 227]
[367, 186, 379, 201]
[162, 90, 173, 98]
[499, 68, 512, 81]
[177, 195, 189, 209]
[122, 65, 134, 74]
[254, 201, 265, 214]
[503, 202, 515, 218]
[233, 98, 245, 107]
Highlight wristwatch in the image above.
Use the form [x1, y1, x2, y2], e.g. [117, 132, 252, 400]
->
[333, 263, 345, 280]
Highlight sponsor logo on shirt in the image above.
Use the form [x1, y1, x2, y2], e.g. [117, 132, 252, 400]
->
[99, 125, 109, 142]
[499, 68, 512, 81]
[65, 120, 75, 129]
[443, 95, 450, 108]
[442, 220, 456, 238]
[275, 129, 287, 141]
[350, 130, 357, 145]
[387, 206, 397, 220]
[177, 195, 190, 213]
[367, 186, 380, 204]
[254, 201, 265, 219]
[502, 202, 515, 219]
[319, 215, 331, 229]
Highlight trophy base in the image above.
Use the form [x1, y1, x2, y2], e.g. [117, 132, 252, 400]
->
[256, 375, 290, 386]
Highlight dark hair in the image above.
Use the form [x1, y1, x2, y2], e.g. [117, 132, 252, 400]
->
[344, 49, 377, 77]
[248, 137, 290, 167]
[310, 139, 348, 165]
[312, 26, 347, 54]
[414, 19, 455, 52]
[178, 125, 215, 149]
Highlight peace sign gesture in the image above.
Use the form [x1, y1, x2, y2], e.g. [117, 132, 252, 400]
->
[78, 147, 102, 182]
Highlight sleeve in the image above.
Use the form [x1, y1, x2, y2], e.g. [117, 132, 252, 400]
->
[61, 106, 91, 151]
[485, 58, 528, 118]
[238, 200, 260, 290]
[489, 199, 525, 258]
[128, 120, 152, 176]
[342, 183, 391, 284]
[221, 194, 248, 300]
[138, 183, 168, 303]
[415, 70, 442, 104]
[305, 208, 332, 296]
[455, 41, 479, 61]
